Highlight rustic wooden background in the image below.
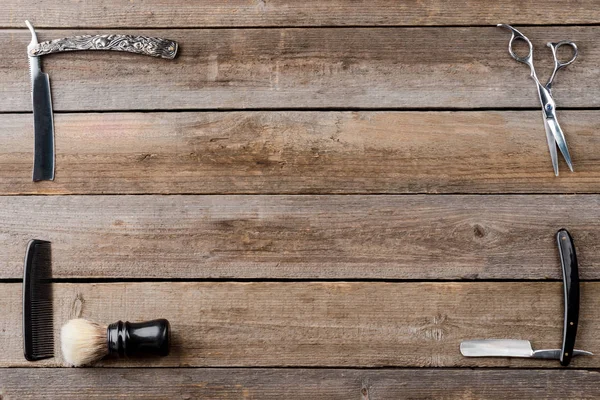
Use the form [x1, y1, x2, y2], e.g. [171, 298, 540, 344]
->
[1, 1, 600, 398]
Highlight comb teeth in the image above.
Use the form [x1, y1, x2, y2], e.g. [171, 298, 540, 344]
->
[23, 240, 54, 361]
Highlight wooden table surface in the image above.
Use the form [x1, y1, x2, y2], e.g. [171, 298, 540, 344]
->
[2, 1, 600, 399]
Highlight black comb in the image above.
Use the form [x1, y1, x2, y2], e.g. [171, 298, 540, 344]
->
[23, 239, 54, 361]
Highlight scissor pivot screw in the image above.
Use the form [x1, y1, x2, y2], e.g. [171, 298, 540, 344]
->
[546, 104, 553, 112]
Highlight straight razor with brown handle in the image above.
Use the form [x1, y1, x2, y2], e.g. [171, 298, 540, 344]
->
[460, 229, 592, 366]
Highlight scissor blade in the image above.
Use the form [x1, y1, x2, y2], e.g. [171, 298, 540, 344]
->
[544, 118, 560, 176]
[546, 117, 574, 172]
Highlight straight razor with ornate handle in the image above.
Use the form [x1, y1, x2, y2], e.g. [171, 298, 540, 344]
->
[460, 229, 592, 366]
[24, 21, 178, 181]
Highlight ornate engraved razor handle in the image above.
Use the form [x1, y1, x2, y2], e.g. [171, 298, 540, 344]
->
[29, 34, 178, 59]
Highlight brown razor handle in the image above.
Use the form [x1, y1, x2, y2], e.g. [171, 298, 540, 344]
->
[556, 229, 580, 366]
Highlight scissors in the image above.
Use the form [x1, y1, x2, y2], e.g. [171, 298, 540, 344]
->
[498, 24, 578, 176]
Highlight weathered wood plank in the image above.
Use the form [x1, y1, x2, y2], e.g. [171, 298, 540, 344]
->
[4, 1, 600, 27]
[2, 194, 600, 280]
[2, 368, 600, 399]
[3, 111, 600, 194]
[2, 27, 599, 111]
[0, 282, 598, 367]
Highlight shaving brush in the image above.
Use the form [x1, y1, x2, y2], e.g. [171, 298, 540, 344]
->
[61, 318, 170, 366]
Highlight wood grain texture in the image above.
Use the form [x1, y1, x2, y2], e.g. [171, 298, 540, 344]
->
[3, 27, 599, 111]
[4, 1, 600, 27]
[2, 194, 600, 280]
[2, 368, 600, 399]
[0, 281, 599, 367]
[3, 111, 600, 194]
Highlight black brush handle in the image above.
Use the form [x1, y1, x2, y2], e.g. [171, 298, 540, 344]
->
[556, 229, 580, 366]
[107, 319, 170, 358]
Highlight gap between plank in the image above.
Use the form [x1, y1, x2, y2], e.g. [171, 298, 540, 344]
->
[1, 278, 598, 284]
[1, 365, 598, 370]
[4, 23, 600, 30]
[0, 192, 593, 197]
[2, 107, 600, 114]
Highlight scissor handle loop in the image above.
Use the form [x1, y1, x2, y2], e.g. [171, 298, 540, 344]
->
[548, 41, 578, 69]
[546, 41, 577, 89]
[498, 24, 534, 66]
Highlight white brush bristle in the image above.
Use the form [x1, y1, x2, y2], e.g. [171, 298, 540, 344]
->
[61, 319, 107, 367]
